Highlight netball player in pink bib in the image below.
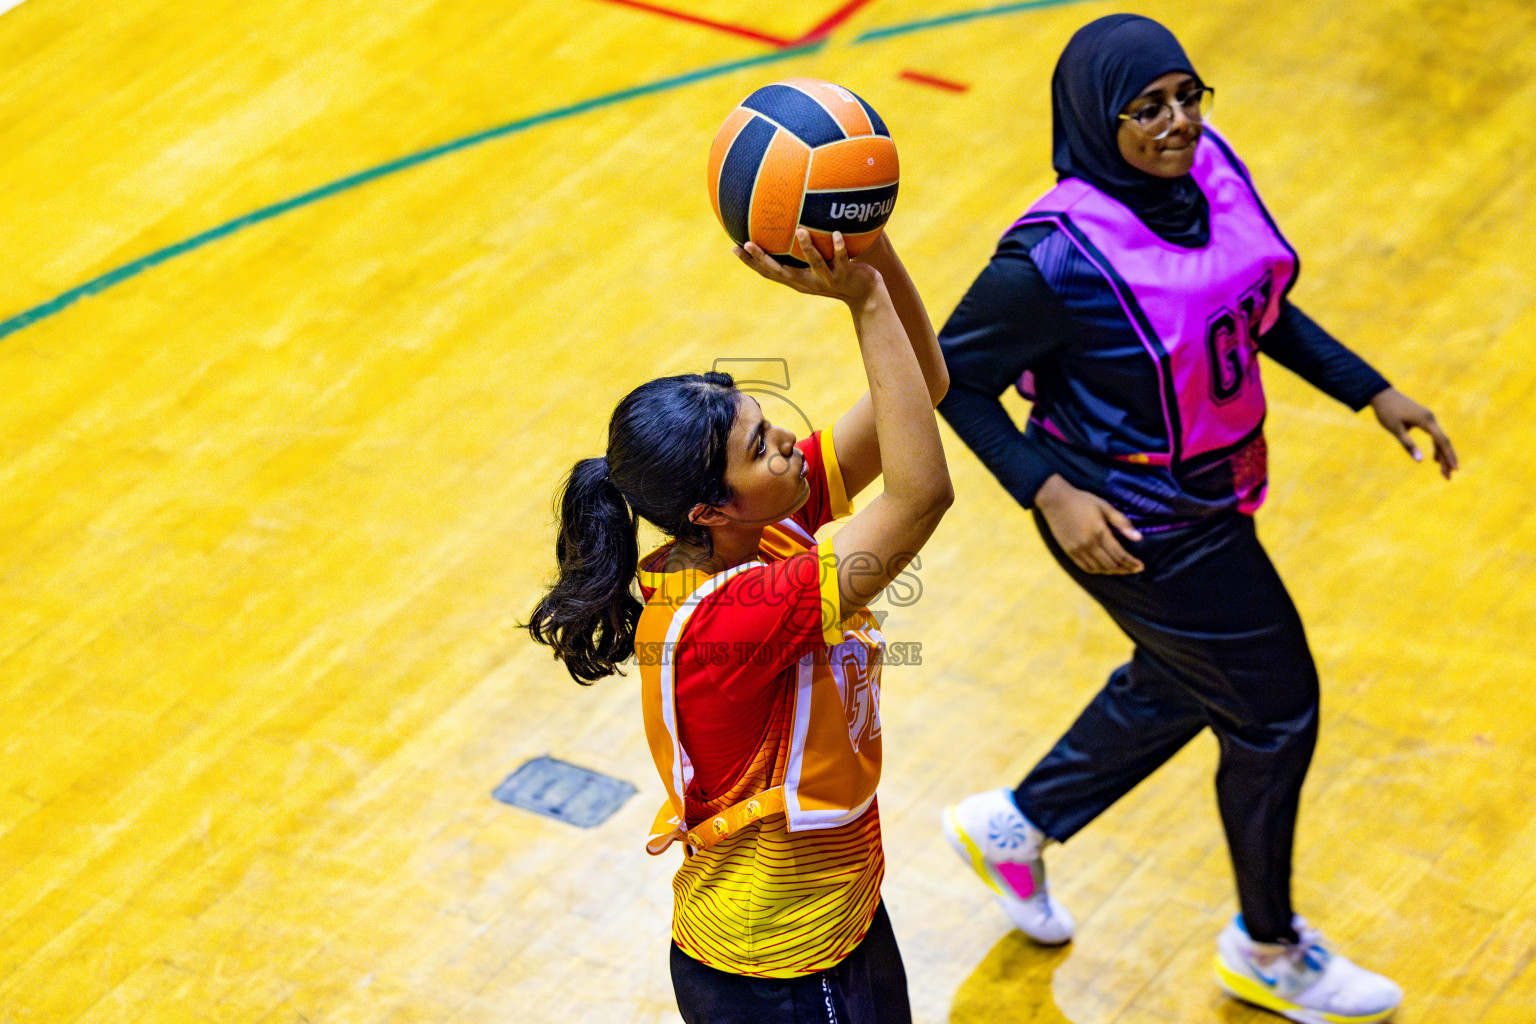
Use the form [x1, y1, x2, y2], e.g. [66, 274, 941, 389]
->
[936, 15, 1456, 1024]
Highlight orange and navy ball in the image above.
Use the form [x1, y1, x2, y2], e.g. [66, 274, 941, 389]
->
[707, 78, 898, 267]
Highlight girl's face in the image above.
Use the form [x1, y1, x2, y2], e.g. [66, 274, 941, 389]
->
[1116, 71, 1202, 179]
[715, 394, 809, 526]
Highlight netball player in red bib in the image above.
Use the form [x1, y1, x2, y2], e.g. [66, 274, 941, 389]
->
[528, 228, 951, 1024]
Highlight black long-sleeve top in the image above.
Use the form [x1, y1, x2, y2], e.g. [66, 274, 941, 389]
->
[937, 222, 1391, 511]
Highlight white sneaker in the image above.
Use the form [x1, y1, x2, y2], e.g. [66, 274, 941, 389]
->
[1215, 915, 1403, 1024]
[942, 788, 1074, 945]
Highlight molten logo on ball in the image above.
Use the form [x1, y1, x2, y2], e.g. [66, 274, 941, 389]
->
[828, 199, 896, 222]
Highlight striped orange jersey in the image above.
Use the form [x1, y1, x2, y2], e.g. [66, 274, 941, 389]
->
[637, 427, 887, 978]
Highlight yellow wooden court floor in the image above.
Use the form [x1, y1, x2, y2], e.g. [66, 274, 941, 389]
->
[2, 0, 1534, 1021]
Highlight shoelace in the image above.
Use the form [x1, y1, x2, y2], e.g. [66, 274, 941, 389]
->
[1287, 926, 1331, 974]
[1252, 927, 1331, 977]
[1244, 924, 1332, 993]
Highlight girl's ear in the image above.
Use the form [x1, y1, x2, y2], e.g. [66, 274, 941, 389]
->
[688, 503, 730, 527]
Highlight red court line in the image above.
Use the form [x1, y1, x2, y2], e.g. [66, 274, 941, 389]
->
[898, 69, 969, 92]
[591, 0, 796, 48]
[793, 0, 883, 45]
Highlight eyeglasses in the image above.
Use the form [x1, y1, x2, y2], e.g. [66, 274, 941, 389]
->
[1117, 86, 1215, 140]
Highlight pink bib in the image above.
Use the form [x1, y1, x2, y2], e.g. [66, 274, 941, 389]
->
[1016, 128, 1296, 513]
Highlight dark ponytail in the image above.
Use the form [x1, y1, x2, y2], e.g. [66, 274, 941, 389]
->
[527, 372, 738, 683]
[526, 456, 641, 684]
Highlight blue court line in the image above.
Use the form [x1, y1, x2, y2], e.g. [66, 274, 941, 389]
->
[852, 0, 1094, 43]
[0, 41, 822, 342]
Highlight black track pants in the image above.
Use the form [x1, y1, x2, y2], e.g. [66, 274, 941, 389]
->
[670, 901, 910, 1024]
[1016, 510, 1319, 943]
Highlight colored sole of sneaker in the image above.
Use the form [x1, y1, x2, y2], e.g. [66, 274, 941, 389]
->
[942, 804, 1040, 900]
[1214, 955, 1398, 1024]
[942, 805, 1005, 899]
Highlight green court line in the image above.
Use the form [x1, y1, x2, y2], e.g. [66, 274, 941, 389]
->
[3, 0, 1098, 342]
[0, 41, 821, 342]
[853, 0, 1093, 43]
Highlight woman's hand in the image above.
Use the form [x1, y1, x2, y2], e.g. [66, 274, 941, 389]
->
[1368, 387, 1458, 480]
[1035, 474, 1145, 575]
[733, 229, 881, 307]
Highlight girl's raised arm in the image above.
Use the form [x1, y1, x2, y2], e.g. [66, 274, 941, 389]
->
[736, 229, 952, 622]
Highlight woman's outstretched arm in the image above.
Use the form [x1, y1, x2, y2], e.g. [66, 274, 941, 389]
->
[736, 229, 952, 621]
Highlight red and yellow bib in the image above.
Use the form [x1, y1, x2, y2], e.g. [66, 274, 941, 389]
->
[637, 432, 887, 977]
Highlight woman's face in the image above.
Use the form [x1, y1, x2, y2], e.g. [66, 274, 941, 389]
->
[715, 394, 809, 526]
[1116, 71, 1202, 178]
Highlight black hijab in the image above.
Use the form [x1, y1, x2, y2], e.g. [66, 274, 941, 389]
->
[1052, 14, 1209, 247]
